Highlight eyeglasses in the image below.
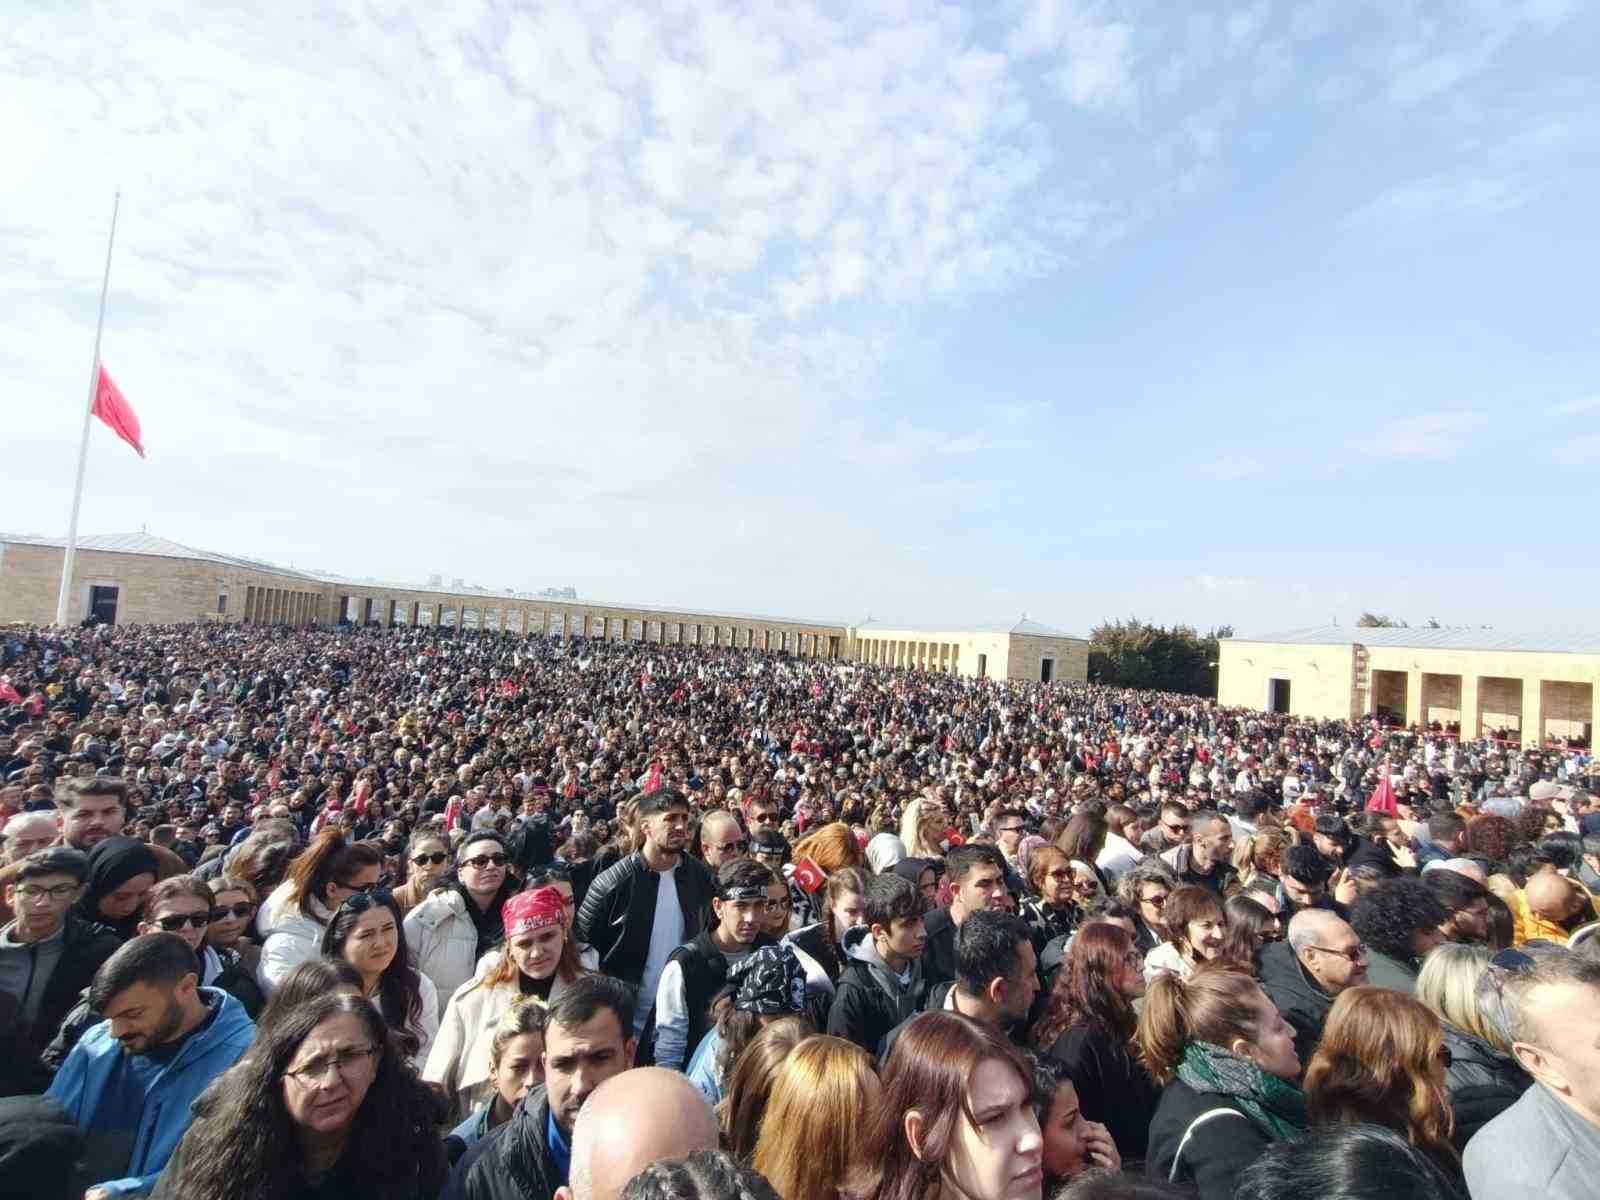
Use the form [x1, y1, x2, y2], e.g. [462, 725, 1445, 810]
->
[707, 840, 747, 854]
[763, 899, 790, 914]
[460, 853, 508, 870]
[1140, 892, 1170, 907]
[284, 1044, 380, 1086]
[410, 851, 448, 866]
[1307, 942, 1368, 963]
[210, 902, 254, 921]
[153, 911, 210, 931]
[15, 883, 79, 902]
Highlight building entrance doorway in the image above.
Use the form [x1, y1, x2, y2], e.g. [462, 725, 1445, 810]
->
[1040, 658, 1054, 683]
[1268, 677, 1291, 714]
[89, 585, 119, 625]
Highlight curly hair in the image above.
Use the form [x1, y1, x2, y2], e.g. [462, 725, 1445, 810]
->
[1303, 986, 1456, 1163]
[1464, 815, 1519, 866]
[166, 993, 445, 1200]
[1349, 880, 1448, 962]
[621, 1149, 781, 1200]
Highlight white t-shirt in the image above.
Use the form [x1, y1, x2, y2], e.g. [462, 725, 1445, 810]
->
[637, 864, 683, 1036]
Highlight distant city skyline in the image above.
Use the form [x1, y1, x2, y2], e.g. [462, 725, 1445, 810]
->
[5, 2, 1597, 635]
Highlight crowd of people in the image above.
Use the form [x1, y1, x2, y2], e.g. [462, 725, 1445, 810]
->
[3, 618, 1600, 1200]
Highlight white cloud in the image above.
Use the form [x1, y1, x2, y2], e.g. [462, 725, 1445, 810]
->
[1369, 412, 1487, 459]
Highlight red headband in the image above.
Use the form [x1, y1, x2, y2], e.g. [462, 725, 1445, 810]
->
[502, 886, 567, 938]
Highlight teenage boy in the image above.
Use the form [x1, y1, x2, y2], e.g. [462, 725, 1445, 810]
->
[828, 872, 928, 1059]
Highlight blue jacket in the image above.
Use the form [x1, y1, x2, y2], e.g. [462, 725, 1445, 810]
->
[47, 987, 254, 1196]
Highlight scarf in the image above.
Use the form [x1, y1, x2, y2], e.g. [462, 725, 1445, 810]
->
[1175, 1041, 1306, 1140]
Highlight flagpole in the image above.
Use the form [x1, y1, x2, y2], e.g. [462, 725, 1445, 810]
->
[55, 191, 121, 626]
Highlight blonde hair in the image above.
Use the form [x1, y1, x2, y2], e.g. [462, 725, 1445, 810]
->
[488, 1001, 545, 1070]
[1416, 943, 1507, 1050]
[751, 1035, 877, 1200]
[899, 798, 944, 860]
[720, 1017, 811, 1163]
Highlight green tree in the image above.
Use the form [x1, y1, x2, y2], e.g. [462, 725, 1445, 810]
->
[1356, 613, 1407, 628]
[1088, 619, 1227, 696]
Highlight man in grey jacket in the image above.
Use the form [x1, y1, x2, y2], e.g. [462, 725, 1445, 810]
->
[1464, 945, 1600, 1199]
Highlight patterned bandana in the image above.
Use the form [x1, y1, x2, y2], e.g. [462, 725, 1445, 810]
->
[730, 944, 808, 1015]
[502, 886, 567, 937]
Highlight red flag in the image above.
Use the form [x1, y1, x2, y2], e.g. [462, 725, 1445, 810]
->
[1366, 775, 1399, 815]
[0, 680, 20, 704]
[92, 366, 145, 458]
[645, 761, 663, 793]
[793, 857, 826, 893]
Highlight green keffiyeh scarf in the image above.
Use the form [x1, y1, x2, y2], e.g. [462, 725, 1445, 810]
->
[1175, 1041, 1307, 1140]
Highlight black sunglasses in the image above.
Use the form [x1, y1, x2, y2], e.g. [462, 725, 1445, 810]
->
[153, 912, 209, 931]
[209, 902, 254, 922]
[460, 853, 508, 870]
[410, 851, 449, 866]
[338, 888, 395, 914]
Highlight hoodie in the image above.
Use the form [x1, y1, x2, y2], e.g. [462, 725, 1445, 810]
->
[825, 925, 926, 1059]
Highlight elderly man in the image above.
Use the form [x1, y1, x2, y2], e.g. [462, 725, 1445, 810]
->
[1464, 946, 1600, 1199]
[555, 1068, 719, 1200]
[1257, 908, 1369, 1064]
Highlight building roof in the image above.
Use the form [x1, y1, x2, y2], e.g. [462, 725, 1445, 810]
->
[855, 617, 1085, 641]
[1228, 623, 1600, 656]
[0, 532, 325, 580]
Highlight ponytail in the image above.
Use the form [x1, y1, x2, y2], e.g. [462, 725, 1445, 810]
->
[284, 828, 381, 918]
[1137, 962, 1263, 1084]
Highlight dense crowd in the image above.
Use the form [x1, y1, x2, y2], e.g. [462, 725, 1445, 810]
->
[3, 619, 1599, 1200]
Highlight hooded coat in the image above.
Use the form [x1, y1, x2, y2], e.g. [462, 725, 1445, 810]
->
[825, 924, 926, 1059]
[1441, 1022, 1531, 1148]
[71, 837, 160, 941]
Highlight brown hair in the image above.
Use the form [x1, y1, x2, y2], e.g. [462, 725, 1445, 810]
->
[1136, 962, 1265, 1085]
[1026, 845, 1072, 896]
[206, 874, 258, 903]
[142, 874, 213, 916]
[283, 828, 382, 917]
[54, 776, 129, 816]
[1303, 986, 1456, 1161]
[849, 1012, 1036, 1200]
[1055, 811, 1108, 863]
[822, 867, 870, 955]
[223, 834, 296, 898]
[791, 822, 865, 874]
[1031, 921, 1139, 1050]
[751, 1036, 877, 1200]
[480, 916, 585, 989]
[1161, 884, 1226, 954]
[720, 1017, 811, 1163]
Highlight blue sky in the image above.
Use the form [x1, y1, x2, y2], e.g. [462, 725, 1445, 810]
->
[4, 1, 1597, 636]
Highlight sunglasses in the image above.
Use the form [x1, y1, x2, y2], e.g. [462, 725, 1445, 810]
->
[410, 851, 449, 866]
[153, 912, 210, 931]
[460, 853, 508, 870]
[209, 902, 254, 922]
[339, 888, 395, 913]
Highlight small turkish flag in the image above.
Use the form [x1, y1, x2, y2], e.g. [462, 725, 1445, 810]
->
[92, 366, 145, 458]
[793, 857, 826, 893]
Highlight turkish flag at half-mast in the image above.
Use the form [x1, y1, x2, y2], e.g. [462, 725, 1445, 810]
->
[92, 365, 145, 458]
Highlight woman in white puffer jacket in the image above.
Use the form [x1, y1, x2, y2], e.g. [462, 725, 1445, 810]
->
[257, 829, 386, 994]
[405, 830, 520, 1017]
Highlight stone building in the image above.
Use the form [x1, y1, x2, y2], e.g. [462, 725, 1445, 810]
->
[1218, 624, 1599, 748]
[0, 531, 1087, 683]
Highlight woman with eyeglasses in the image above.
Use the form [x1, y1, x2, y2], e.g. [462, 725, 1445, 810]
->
[393, 832, 452, 918]
[321, 888, 438, 1069]
[258, 829, 386, 995]
[1116, 859, 1180, 956]
[423, 887, 588, 1120]
[1302, 985, 1462, 1187]
[150, 992, 446, 1200]
[1029, 921, 1158, 1161]
[1022, 847, 1083, 953]
[404, 830, 520, 1016]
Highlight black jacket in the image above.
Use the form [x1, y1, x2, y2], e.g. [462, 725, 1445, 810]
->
[656, 930, 778, 1069]
[442, 1085, 559, 1200]
[1441, 1023, 1531, 1148]
[1042, 1023, 1158, 1160]
[1146, 1080, 1272, 1200]
[1255, 940, 1333, 1068]
[920, 905, 959, 987]
[0, 912, 121, 1094]
[826, 927, 927, 1059]
[573, 852, 713, 987]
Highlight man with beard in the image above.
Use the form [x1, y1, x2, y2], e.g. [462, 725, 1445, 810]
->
[446, 976, 638, 1200]
[46, 933, 253, 1198]
[576, 789, 713, 1042]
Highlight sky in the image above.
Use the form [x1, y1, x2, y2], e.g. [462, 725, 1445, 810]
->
[4, 0, 1599, 638]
